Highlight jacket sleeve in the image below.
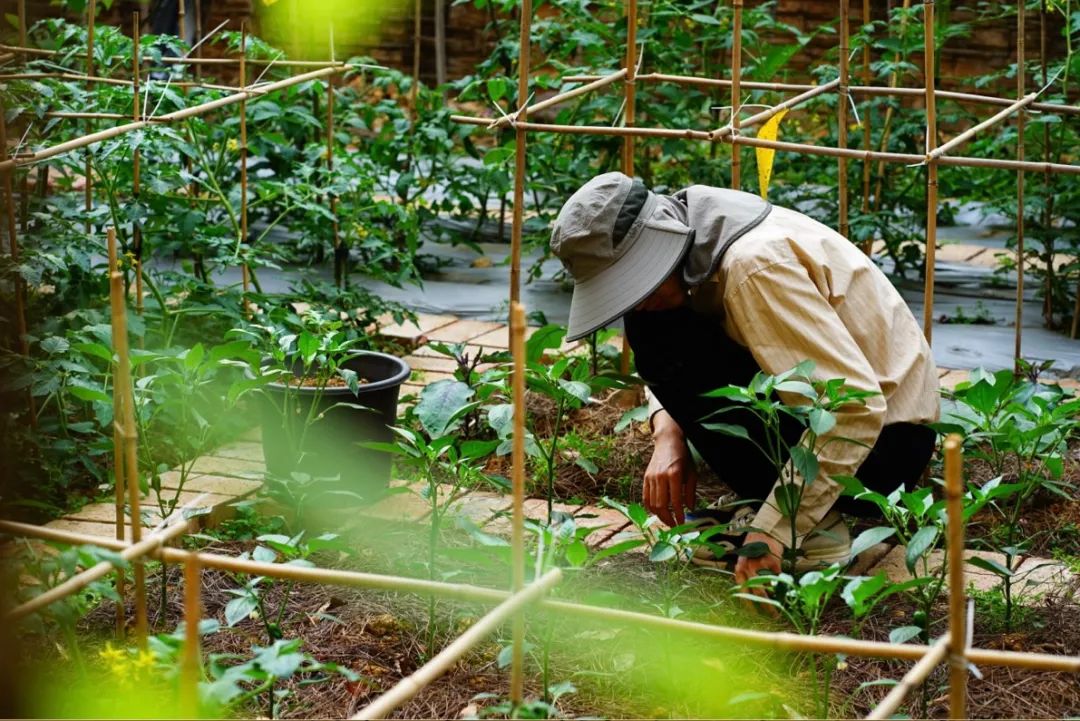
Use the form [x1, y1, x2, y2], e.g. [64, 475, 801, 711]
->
[723, 261, 887, 548]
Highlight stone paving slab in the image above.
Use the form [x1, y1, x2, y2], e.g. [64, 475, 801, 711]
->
[408, 369, 456, 385]
[376, 313, 459, 347]
[186, 454, 266, 478]
[569, 506, 633, 546]
[66, 502, 126, 524]
[848, 542, 893, 576]
[424, 319, 504, 344]
[211, 442, 265, 462]
[448, 492, 512, 526]
[403, 354, 461, 374]
[868, 546, 1011, 593]
[160, 473, 263, 498]
[357, 488, 432, 523]
[1011, 557, 1076, 599]
[43, 518, 125, 539]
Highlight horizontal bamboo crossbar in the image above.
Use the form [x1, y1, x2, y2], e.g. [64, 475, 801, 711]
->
[157, 56, 346, 68]
[3, 520, 1078, 673]
[3, 520, 191, 622]
[929, 91, 1039, 160]
[353, 568, 564, 719]
[488, 69, 628, 129]
[562, 72, 1080, 116]
[1, 65, 344, 172]
[450, 114, 1080, 175]
[713, 78, 840, 138]
[866, 634, 952, 720]
[0, 71, 241, 92]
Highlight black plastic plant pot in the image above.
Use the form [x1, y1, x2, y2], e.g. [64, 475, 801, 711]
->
[257, 351, 410, 506]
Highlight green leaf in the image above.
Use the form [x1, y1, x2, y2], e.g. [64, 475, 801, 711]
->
[850, 527, 894, 558]
[558, 379, 591, 404]
[967, 555, 1013, 578]
[68, 385, 112, 404]
[253, 546, 277, 563]
[905, 526, 938, 573]
[416, 379, 475, 437]
[525, 325, 566, 364]
[692, 12, 721, 25]
[789, 445, 819, 483]
[888, 625, 923, 644]
[565, 539, 588, 567]
[649, 541, 677, 562]
[774, 380, 817, 399]
[224, 595, 259, 627]
[808, 408, 836, 435]
[41, 336, 70, 355]
[590, 538, 646, 563]
[297, 332, 318, 364]
[614, 404, 649, 433]
[486, 77, 508, 102]
[703, 422, 750, 440]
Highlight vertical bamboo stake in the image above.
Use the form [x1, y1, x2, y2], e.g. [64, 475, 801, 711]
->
[922, 0, 937, 344]
[411, 0, 422, 113]
[113, 380, 126, 639]
[508, 0, 531, 305]
[509, 301, 527, 705]
[132, 12, 143, 319]
[108, 227, 147, 648]
[0, 102, 35, 427]
[328, 25, 342, 288]
[194, 0, 203, 80]
[239, 23, 250, 297]
[17, 0, 26, 54]
[872, 0, 913, 212]
[860, 0, 872, 239]
[730, 0, 743, 189]
[181, 553, 202, 716]
[435, 0, 447, 91]
[84, 0, 96, 238]
[178, 0, 187, 45]
[619, 0, 638, 376]
[944, 434, 967, 718]
[838, 0, 850, 238]
[1014, 3, 1026, 369]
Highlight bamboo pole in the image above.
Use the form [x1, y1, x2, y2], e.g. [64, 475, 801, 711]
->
[0, 71, 245, 91]
[945, 435, 968, 718]
[561, 70, 1080, 116]
[508, 0, 531, 305]
[866, 634, 952, 720]
[922, 0, 938, 344]
[860, 0, 872, 241]
[1015, 4, 1026, 368]
[132, 12, 143, 319]
[449, 115, 1080, 175]
[711, 79, 840, 139]
[2, 521, 189, 622]
[108, 226, 147, 648]
[0, 99, 34, 426]
[620, 0, 638, 376]
[84, 0, 95, 238]
[488, 70, 628, 130]
[156, 56, 346, 68]
[328, 25, 342, 288]
[17, 0, 26, 52]
[509, 302, 527, 703]
[353, 569, 563, 720]
[730, 0, 743, 189]
[838, 0, 850, 238]
[11, 66, 341, 166]
[4, 519, 1079, 674]
[178, 0, 187, 47]
[929, 93, 1038, 161]
[180, 553, 202, 717]
[239, 24, 249, 297]
[45, 112, 129, 120]
[410, 0, 421, 113]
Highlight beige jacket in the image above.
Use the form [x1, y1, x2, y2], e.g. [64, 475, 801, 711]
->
[646, 204, 940, 546]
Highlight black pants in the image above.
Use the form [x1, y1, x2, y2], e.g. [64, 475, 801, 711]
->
[624, 306, 936, 519]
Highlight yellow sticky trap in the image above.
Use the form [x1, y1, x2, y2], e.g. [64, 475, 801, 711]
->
[756, 109, 788, 199]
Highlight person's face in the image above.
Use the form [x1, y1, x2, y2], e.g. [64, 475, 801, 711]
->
[633, 271, 686, 312]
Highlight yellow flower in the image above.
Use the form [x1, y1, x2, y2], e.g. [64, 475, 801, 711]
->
[133, 648, 157, 673]
[262, 0, 280, 5]
[227, 138, 240, 153]
[98, 643, 125, 666]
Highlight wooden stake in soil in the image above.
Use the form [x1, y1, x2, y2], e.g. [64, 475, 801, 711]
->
[181, 553, 202, 717]
[866, 634, 951, 720]
[410, 0, 421, 114]
[860, 0, 872, 240]
[239, 24, 250, 298]
[108, 227, 148, 648]
[838, 0, 850, 238]
[17, 0, 26, 54]
[1015, 3, 1026, 369]
[84, 0, 96, 238]
[944, 434, 968, 718]
[0, 99, 35, 426]
[620, 0, 638, 375]
[328, 28, 343, 288]
[730, 0, 744, 189]
[922, 0, 938, 344]
[132, 12, 144, 319]
[508, 0, 531, 305]
[509, 301, 527, 704]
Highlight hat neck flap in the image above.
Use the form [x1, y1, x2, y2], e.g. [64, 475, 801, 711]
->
[669, 186, 773, 287]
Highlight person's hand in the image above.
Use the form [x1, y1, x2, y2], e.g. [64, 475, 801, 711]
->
[643, 411, 698, 527]
[734, 531, 784, 596]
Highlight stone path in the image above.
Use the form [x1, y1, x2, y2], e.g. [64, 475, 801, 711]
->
[39, 312, 1078, 603]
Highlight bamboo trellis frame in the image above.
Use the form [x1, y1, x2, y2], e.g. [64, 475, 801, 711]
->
[1, 2, 1079, 718]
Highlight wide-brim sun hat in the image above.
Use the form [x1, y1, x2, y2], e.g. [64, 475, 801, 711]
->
[550, 172, 694, 342]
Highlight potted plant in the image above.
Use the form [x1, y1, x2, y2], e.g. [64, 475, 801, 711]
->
[230, 307, 410, 509]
